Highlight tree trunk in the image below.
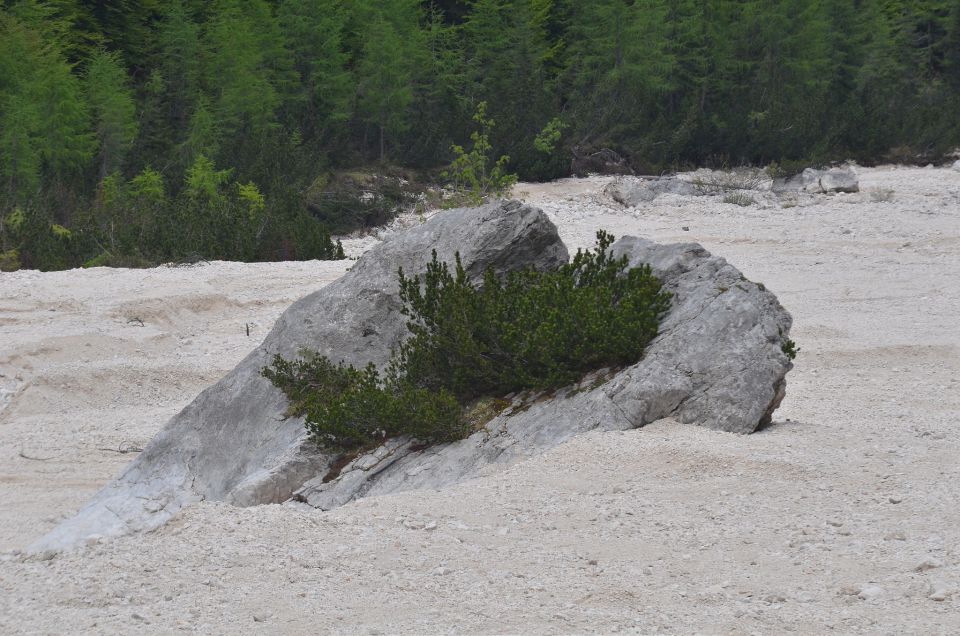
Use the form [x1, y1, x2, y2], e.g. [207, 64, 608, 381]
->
[379, 116, 386, 164]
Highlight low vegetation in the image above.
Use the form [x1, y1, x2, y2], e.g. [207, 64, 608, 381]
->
[263, 231, 672, 452]
[692, 169, 767, 195]
[442, 102, 518, 206]
[723, 192, 756, 207]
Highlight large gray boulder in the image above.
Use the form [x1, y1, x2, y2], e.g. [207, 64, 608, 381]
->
[606, 177, 699, 206]
[296, 237, 794, 509]
[33, 201, 794, 551]
[773, 167, 859, 194]
[31, 201, 569, 553]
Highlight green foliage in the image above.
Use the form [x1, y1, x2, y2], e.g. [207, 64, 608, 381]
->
[397, 230, 671, 399]
[442, 101, 517, 205]
[185, 154, 232, 201]
[534, 117, 567, 155]
[85, 49, 137, 178]
[262, 354, 466, 451]
[5, 0, 960, 270]
[0, 10, 92, 203]
[781, 338, 800, 360]
[264, 231, 671, 452]
[202, 0, 291, 138]
[0, 248, 20, 272]
[129, 167, 165, 202]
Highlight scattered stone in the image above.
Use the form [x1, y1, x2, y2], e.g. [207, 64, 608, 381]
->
[606, 177, 699, 206]
[857, 585, 884, 600]
[889, 496, 903, 504]
[773, 167, 859, 194]
[929, 586, 951, 602]
[914, 558, 944, 572]
[794, 591, 816, 603]
[253, 612, 272, 622]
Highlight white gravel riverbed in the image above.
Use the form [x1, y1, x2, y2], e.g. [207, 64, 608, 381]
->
[1, 165, 958, 633]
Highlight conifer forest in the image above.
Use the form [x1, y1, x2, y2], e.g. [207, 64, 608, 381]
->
[2, 0, 959, 270]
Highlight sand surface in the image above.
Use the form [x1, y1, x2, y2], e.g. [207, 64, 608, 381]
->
[1, 166, 958, 633]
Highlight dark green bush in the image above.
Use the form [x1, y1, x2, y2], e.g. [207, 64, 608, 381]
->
[263, 231, 671, 452]
[396, 230, 671, 400]
[262, 354, 465, 451]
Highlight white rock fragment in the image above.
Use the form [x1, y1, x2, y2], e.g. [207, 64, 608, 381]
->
[857, 585, 884, 600]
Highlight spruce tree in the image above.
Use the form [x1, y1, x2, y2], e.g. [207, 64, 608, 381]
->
[85, 49, 138, 179]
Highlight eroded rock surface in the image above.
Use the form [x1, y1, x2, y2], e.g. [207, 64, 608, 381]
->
[32, 201, 568, 553]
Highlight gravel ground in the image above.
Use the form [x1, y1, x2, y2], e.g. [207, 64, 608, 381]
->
[1, 165, 958, 634]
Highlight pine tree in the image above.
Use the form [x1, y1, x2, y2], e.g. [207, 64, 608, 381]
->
[85, 49, 138, 179]
[278, 0, 353, 145]
[349, 1, 423, 162]
[0, 12, 91, 204]
[201, 0, 292, 139]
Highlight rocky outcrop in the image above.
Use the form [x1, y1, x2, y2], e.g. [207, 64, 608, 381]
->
[605, 177, 699, 206]
[31, 201, 568, 553]
[295, 236, 793, 509]
[773, 167, 859, 194]
[33, 201, 794, 552]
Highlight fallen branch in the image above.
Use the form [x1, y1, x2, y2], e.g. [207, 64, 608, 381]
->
[97, 441, 144, 454]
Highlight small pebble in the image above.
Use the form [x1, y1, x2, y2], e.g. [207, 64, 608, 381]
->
[857, 585, 884, 600]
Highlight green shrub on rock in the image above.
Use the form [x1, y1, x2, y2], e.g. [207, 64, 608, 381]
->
[396, 230, 670, 400]
[262, 354, 465, 451]
[263, 231, 671, 452]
